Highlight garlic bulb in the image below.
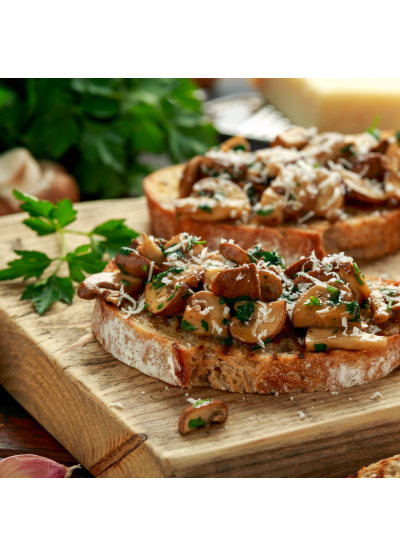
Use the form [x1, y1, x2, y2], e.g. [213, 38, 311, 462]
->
[0, 454, 81, 478]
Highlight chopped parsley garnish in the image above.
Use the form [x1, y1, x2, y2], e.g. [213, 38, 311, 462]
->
[305, 296, 321, 307]
[219, 295, 257, 305]
[151, 268, 184, 290]
[199, 205, 212, 213]
[119, 246, 134, 256]
[367, 115, 381, 141]
[314, 343, 327, 352]
[345, 301, 361, 322]
[340, 144, 355, 156]
[252, 345, 263, 351]
[313, 163, 320, 168]
[388, 299, 394, 312]
[233, 144, 246, 151]
[361, 300, 370, 309]
[193, 398, 213, 408]
[222, 318, 231, 326]
[189, 417, 208, 429]
[143, 264, 148, 272]
[353, 262, 364, 285]
[247, 246, 285, 268]
[198, 190, 207, 196]
[156, 302, 164, 310]
[217, 336, 234, 347]
[181, 320, 197, 332]
[257, 207, 274, 217]
[121, 279, 130, 288]
[166, 292, 175, 302]
[201, 319, 209, 332]
[236, 301, 255, 323]
[327, 285, 341, 305]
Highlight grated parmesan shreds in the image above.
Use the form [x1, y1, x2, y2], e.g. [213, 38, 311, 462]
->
[371, 391, 383, 400]
[121, 292, 147, 319]
[148, 260, 155, 282]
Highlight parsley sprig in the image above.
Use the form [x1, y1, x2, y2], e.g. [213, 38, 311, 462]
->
[0, 190, 138, 315]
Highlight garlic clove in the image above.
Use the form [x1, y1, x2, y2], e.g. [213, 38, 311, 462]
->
[0, 454, 81, 478]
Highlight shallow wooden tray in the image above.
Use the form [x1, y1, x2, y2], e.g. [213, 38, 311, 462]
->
[1, 197, 400, 477]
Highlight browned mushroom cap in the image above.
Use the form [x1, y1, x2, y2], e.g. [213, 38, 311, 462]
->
[220, 136, 251, 153]
[370, 289, 391, 325]
[211, 264, 261, 300]
[203, 267, 223, 290]
[335, 264, 371, 304]
[305, 327, 388, 352]
[384, 170, 400, 201]
[271, 126, 314, 150]
[178, 399, 228, 435]
[351, 153, 386, 181]
[229, 299, 286, 345]
[179, 155, 207, 198]
[339, 168, 387, 205]
[255, 188, 287, 226]
[182, 292, 229, 337]
[383, 140, 400, 174]
[285, 257, 313, 279]
[115, 247, 162, 279]
[145, 266, 204, 317]
[137, 233, 165, 267]
[292, 284, 359, 329]
[78, 271, 143, 304]
[219, 242, 251, 265]
[258, 270, 283, 301]
[371, 138, 389, 154]
[314, 179, 344, 219]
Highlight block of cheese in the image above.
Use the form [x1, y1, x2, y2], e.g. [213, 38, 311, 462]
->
[252, 78, 400, 134]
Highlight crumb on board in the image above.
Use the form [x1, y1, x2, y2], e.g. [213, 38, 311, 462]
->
[290, 397, 294, 401]
[109, 402, 124, 409]
[331, 392, 339, 396]
[165, 386, 169, 391]
[141, 391, 145, 395]
[371, 391, 383, 400]
[298, 411, 305, 420]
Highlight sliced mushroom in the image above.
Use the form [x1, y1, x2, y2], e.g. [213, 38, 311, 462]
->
[285, 257, 313, 279]
[339, 168, 387, 205]
[258, 269, 283, 301]
[175, 177, 251, 222]
[305, 327, 388, 352]
[137, 233, 165, 267]
[78, 271, 143, 304]
[229, 299, 286, 345]
[178, 399, 228, 435]
[220, 136, 250, 153]
[146, 266, 204, 317]
[219, 242, 251, 265]
[292, 284, 360, 329]
[211, 264, 261, 300]
[255, 188, 287, 226]
[383, 140, 400, 174]
[115, 247, 162, 279]
[370, 289, 391, 325]
[314, 177, 344, 220]
[336, 263, 370, 304]
[351, 153, 386, 181]
[179, 155, 206, 198]
[203, 267, 223, 290]
[271, 126, 314, 150]
[384, 170, 400, 201]
[182, 292, 229, 337]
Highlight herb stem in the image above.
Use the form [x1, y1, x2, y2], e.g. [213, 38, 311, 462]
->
[64, 230, 91, 237]
[53, 230, 68, 275]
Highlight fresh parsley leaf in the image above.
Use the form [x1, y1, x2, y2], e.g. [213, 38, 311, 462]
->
[13, 190, 54, 219]
[345, 301, 361, 322]
[181, 319, 196, 332]
[219, 295, 256, 305]
[222, 318, 231, 326]
[252, 345, 263, 351]
[327, 285, 341, 305]
[257, 207, 274, 217]
[189, 417, 208, 429]
[23, 218, 57, 236]
[152, 268, 184, 290]
[0, 250, 52, 281]
[247, 246, 285, 268]
[314, 343, 327, 353]
[367, 115, 381, 140]
[236, 301, 255, 323]
[201, 319, 209, 332]
[50, 198, 77, 227]
[91, 220, 139, 258]
[199, 205, 212, 213]
[66, 246, 106, 282]
[305, 296, 321, 307]
[21, 275, 74, 315]
[388, 299, 394, 312]
[395, 130, 400, 142]
[157, 302, 164, 310]
[352, 262, 364, 285]
[217, 336, 234, 347]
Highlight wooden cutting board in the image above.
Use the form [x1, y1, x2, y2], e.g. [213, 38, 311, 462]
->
[2, 197, 400, 478]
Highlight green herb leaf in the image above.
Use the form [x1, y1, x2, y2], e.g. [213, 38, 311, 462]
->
[21, 275, 74, 315]
[193, 398, 213, 408]
[188, 417, 208, 429]
[0, 250, 52, 281]
[217, 336, 234, 347]
[305, 296, 321, 307]
[222, 318, 231, 326]
[367, 115, 381, 140]
[91, 220, 139, 258]
[23, 218, 57, 236]
[257, 207, 273, 217]
[199, 205, 212, 213]
[13, 190, 54, 219]
[219, 295, 257, 305]
[247, 246, 285, 268]
[345, 301, 361, 322]
[152, 268, 184, 290]
[66, 246, 106, 282]
[236, 301, 255, 323]
[50, 198, 77, 228]
[181, 319, 196, 332]
[201, 319, 209, 332]
[314, 343, 327, 353]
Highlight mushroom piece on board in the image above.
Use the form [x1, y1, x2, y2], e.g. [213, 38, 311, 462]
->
[178, 399, 228, 435]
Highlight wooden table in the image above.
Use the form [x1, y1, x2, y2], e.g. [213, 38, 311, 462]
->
[2, 197, 400, 477]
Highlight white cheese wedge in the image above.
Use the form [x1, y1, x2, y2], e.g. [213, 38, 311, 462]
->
[253, 78, 400, 134]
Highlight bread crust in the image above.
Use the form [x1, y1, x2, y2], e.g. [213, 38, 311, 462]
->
[143, 165, 400, 263]
[351, 454, 400, 478]
[92, 294, 400, 395]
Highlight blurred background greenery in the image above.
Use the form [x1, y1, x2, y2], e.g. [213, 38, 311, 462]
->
[0, 78, 217, 200]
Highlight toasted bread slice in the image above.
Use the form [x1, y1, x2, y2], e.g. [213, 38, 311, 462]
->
[143, 165, 400, 264]
[93, 279, 400, 395]
[351, 454, 400, 478]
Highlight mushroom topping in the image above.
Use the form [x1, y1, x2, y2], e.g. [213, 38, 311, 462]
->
[335, 261, 370, 304]
[145, 266, 204, 317]
[220, 136, 250, 153]
[78, 271, 143, 305]
[383, 140, 400, 174]
[271, 126, 315, 150]
[351, 153, 386, 181]
[162, 233, 205, 260]
[178, 399, 228, 435]
[211, 264, 261, 300]
[255, 188, 287, 226]
[115, 247, 162, 279]
[339, 168, 387, 204]
[258, 269, 283, 301]
[175, 177, 251, 222]
[203, 267, 223, 290]
[305, 327, 388, 352]
[292, 284, 360, 329]
[285, 257, 312, 279]
[370, 286, 400, 325]
[182, 292, 229, 337]
[384, 170, 400, 201]
[314, 174, 344, 219]
[229, 299, 286, 345]
[179, 155, 206, 198]
[137, 233, 165, 267]
[219, 242, 252, 265]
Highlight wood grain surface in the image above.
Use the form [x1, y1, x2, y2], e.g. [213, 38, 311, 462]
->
[1, 197, 400, 477]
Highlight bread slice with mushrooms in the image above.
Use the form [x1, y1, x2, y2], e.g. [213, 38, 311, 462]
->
[144, 129, 400, 263]
[350, 454, 400, 478]
[79, 232, 400, 395]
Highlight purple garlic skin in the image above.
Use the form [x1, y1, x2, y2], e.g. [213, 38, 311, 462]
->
[0, 454, 81, 478]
